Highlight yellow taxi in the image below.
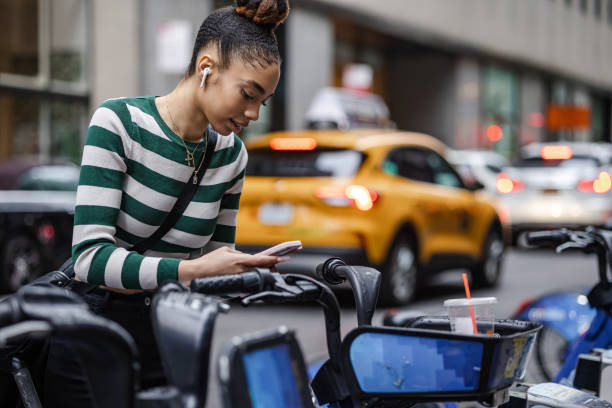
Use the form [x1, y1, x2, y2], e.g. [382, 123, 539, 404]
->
[236, 129, 503, 305]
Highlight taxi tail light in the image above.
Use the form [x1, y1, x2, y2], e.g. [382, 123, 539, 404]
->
[315, 185, 378, 211]
[496, 173, 524, 194]
[578, 171, 612, 194]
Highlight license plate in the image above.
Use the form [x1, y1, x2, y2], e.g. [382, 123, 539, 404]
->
[258, 202, 294, 225]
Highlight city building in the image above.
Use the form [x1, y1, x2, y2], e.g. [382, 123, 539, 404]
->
[1, 0, 611, 163]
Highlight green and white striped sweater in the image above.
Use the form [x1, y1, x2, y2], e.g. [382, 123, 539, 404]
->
[72, 96, 247, 289]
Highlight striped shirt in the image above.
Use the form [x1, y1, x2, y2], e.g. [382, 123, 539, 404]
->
[72, 96, 247, 289]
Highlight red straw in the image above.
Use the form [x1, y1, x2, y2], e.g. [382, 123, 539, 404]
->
[462, 273, 478, 335]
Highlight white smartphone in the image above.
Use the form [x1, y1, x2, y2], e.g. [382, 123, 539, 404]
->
[256, 240, 303, 257]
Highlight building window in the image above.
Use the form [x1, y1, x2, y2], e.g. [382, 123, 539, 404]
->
[608, 0, 612, 24]
[580, 0, 588, 13]
[482, 66, 519, 158]
[565, 0, 573, 7]
[595, 0, 603, 18]
[592, 96, 611, 142]
[0, 0, 89, 162]
[0, 91, 87, 161]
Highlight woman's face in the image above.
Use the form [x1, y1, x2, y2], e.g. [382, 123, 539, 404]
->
[200, 57, 280, 136]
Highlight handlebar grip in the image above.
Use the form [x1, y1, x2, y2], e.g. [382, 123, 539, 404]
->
[190, 271, 264, 294]
[316, 258, 347, 285]
[525, 230, 569, 247]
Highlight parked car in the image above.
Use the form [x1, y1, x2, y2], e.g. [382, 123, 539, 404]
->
[447, 149, 510, 194]
[235, 129, 504, 305]
[0, 159, 78, 292]
[496, 142, 612, 245]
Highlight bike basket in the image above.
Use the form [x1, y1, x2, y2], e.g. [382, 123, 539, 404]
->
[339, 318, 542, 405]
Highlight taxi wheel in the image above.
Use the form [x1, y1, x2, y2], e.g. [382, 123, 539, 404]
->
[0, 233, 43, 293]
[381, 235, 419, 306]
[471, 227, 504, 288]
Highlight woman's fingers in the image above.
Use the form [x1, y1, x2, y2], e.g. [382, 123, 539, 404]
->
[241, 254, 280, 266]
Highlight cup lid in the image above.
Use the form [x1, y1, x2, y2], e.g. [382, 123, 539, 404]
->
[444, 297, 497, 307]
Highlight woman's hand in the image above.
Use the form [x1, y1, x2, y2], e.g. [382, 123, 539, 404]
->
[177, 246, 287, 284]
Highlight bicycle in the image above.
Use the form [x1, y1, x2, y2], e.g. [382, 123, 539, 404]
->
[520, 228, 612, 393]
[1, 258, 541, 407]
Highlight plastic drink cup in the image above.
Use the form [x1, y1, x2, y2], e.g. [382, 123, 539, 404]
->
[444, 297, 497, 335]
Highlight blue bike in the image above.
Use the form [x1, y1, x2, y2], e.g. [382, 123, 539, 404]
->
[517, 227, 612, 387]
[511, 282, 595, 381]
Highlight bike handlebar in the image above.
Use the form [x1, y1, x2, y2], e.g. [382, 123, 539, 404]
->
[525, 229, 570, 247]
[315, 258, 347, 285]
[190, 268, 344, 375]
[190, 269, 328, 307]
[316, 258, 381, 327]
[190, 270, 274, 294]
[525, 227, 612, 309]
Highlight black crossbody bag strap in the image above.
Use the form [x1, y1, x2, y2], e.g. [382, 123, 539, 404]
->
[131, 129, 218, 254]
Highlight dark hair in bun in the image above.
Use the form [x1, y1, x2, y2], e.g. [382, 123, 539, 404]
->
[185, 0, 290, 76]
[235, 0, 289, 29]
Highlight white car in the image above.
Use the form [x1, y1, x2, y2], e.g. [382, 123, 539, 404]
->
[496, 142, 612, 244]
[447, 149, 510, 194]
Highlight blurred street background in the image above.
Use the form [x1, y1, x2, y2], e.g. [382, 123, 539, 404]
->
[2, 0, 612, 406]
[2, 0, 611, 158]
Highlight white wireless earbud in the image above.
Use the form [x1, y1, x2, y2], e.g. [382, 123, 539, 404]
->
[200, 67, 211, 88]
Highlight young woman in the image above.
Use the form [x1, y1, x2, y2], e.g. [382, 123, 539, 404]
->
[43, 1, 290, 405]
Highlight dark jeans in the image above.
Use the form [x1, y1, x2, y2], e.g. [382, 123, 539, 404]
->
[43, 287, 166, 407]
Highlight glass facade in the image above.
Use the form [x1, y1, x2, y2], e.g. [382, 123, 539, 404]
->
[592, 96, 611, 142]
[0, 91, 87, 162]
[0, 0, 39, 77]
[482, 66, 519, 158]
[0, 0, 89, 163]
[332, 18, 389, 100]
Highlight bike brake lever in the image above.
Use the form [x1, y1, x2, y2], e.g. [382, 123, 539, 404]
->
[241, 275, 321, 305]
[270, 273, 303, 295]
[241, 291, 295, 305]
[556, 240, 590, 253]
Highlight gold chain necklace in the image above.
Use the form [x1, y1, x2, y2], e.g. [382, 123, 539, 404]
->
[165, 97, 202, 167]
[192, 130, 208, 184]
